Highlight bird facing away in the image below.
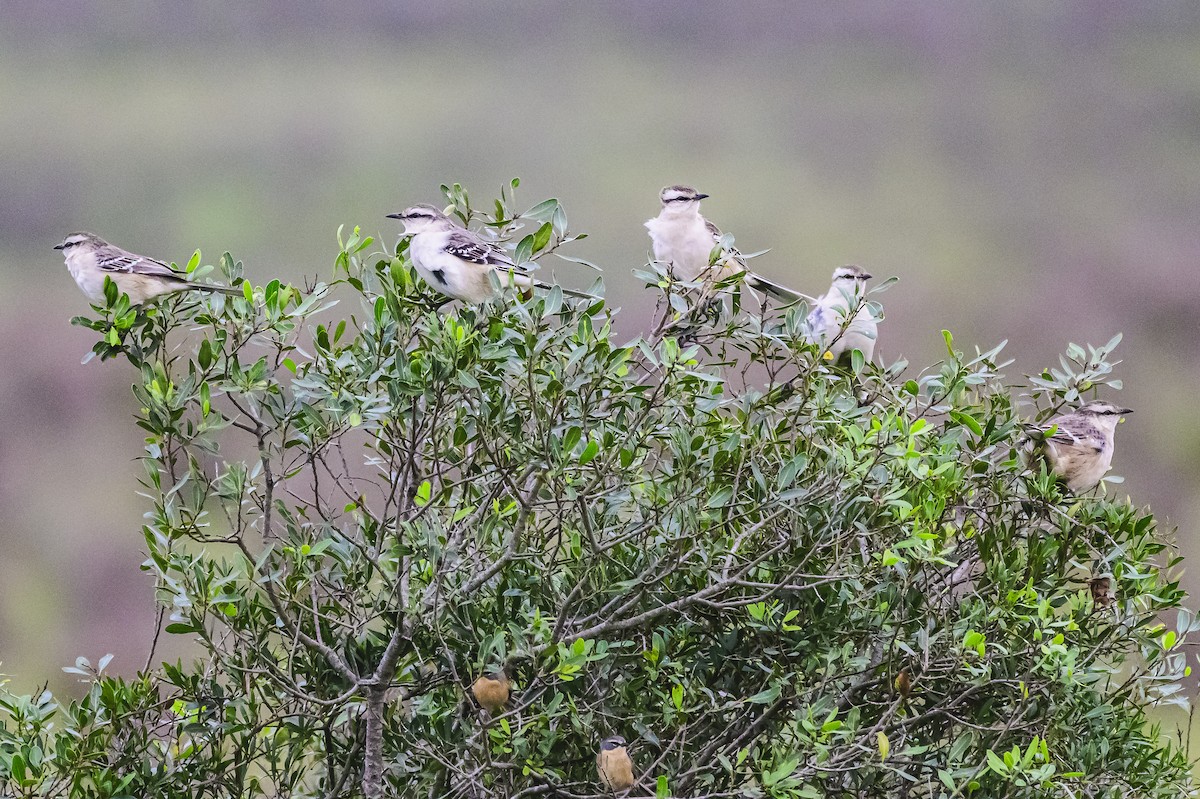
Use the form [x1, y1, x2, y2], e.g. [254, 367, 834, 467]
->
[596, 736, 635, 793]
[55, 232, 241, 304]
[1025, 401, 1132, 493]
[644, 185, 806, 302]
[803, 265, 878, 363]
[470, 669, 510, 714]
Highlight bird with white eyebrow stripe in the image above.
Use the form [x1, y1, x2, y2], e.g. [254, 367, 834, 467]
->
[54, 232, 242, 304]
[802, 264, 879, 363]
[644, 185, 808, 303]
[386, 205, 589, 304]
[1023, 401, 1132, 493]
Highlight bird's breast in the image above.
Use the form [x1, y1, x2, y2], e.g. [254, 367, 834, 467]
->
[646, 217, 712, 280]
[408, 232, 445, 266]
[66, 255, 107, 302]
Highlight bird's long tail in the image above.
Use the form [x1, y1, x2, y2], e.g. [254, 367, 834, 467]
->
[529, 280, 597, 301]
[192, 283, 245, 297]
[496, 268, 596, 302]
[744, 274, 814, 304]
[1019, 423, 1048, 443]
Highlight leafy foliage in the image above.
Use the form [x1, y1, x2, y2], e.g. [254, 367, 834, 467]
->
[2, 184, 1194, 798]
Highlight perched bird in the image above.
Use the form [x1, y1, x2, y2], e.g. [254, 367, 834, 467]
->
[644, 185, 806, 302]
[596, 736, 635, 793]
[802, 265, 878, 363]
[54, 232, 241, 304]
[470, 668, 510, 715]
[1024, 401, 1132, 493]
[1089, 575, 1115, 608]
[387, 205, 587, 303]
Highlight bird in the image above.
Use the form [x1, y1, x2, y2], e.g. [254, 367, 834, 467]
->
[644, 185, 806, 303]
[1089, 575, 1115, 608]
[1023, 401, 1132, 493]
[802, 265, 878, 363]
[54, 232, 241, 305]
[470, 668, 510, 715]
[596, 736, 635, 793]
[386, 205, 588, 303]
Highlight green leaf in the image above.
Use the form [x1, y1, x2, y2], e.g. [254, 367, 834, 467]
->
[515, 235, 534, 265]
[707, 486, 734, 508]
[10, 753, 25, 783]
[949, 410, 983, 436]
[522, 198, 559, 221]
[778, 453, 808, 486]
[747, 685, 780, 704]
[532, 221, 553, 253]
[850, 347, 865, 374]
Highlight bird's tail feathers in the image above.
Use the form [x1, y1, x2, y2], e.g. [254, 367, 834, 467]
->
[194, 283, 245, 297]
[1019, 423, 1049, 444]
[531, 280, 598, 301]
[744, 274, 814, 304]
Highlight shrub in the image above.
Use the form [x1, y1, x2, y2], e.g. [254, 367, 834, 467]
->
[2, 184, 1192, 798]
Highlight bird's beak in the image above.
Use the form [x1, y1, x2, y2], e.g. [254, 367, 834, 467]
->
[53, 242, 66, 250]
[1118, 407, 1133, 415]
[861, 272, 874, 280]
[694, 193, 709, 200]
[385, 212, 404, 220]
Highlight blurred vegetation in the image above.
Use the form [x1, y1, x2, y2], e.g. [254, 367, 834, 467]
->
[0, 3, 1198, 710]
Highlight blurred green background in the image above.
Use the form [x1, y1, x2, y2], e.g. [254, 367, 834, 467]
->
[2, 2, 1199, 693]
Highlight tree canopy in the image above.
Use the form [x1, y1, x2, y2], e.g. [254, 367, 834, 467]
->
[1, 183, 1194, 798]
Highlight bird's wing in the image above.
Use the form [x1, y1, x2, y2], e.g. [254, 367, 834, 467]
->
[444, 230, 525, 271]
[1043, 417, 1104, 451]
[704, 218, 748, 266]
[96, 247, 185, 280]
[802, 303, 832, 337]
[745, 273, 811, 303]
